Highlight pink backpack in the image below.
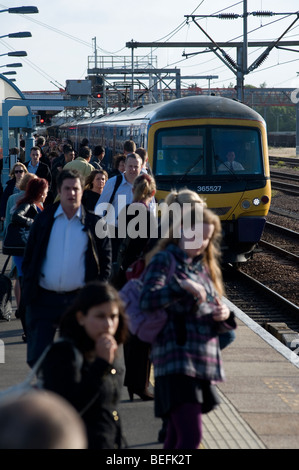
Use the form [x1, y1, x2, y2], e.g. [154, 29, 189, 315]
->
[119, 252, 177, 344]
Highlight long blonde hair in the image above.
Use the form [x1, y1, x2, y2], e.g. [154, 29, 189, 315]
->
[146, 205, 225, 297]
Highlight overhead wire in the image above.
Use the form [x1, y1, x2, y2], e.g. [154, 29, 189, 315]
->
[160, 8, 299, 87]
[0, 37, 63, 88]
[0, 1, 297, 90]
[0, 1, 202, 86]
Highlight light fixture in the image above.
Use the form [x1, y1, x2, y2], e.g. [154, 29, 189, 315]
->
[0, 32, 32, 39]
[2, 71, 17, 75]
[0, 51, 27, 57]
[241, 200, 251, 209]
[0, 7, 38, 14]
[0, 63, 23, 68]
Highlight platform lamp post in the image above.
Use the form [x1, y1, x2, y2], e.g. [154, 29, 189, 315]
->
[0, 55, 26, 153]
[0, 63, 23, 69]
[0, 5, 38, 194]
[0, 51, 27, 58]
[0, 6, 38, 14]
[2, 70, 17, 74]
[1, 71, 17, 75]
[0, 31, 32, 40]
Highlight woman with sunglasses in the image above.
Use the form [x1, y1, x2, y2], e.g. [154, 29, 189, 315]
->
[0, 163, 28, 222]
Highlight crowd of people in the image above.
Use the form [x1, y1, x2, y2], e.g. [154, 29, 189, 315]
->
[0, 134, 236, 450]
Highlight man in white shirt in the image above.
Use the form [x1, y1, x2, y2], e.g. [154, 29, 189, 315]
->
[95, 153, 142, 221]
[218, 151, 245, 172]
[22, 169, 112, 367]
[24, 146, 52, 189]
[95, 153, 155, 260]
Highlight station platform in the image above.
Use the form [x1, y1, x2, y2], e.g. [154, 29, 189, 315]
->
[118, 298, 299, 450]
[1, 256, 299, 450]
[202, 298, 299, 450]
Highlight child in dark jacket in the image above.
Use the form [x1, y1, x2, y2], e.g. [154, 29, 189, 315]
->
[39, 282, 128, 449]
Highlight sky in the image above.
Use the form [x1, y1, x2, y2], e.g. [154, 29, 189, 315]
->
[0, 0, 298, 94]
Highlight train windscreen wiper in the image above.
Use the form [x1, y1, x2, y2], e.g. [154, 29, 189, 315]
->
[178, 154, 203, 183]
[214, 154, 241, 181]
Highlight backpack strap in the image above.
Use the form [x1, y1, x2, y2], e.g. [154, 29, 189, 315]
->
[108, 173, 123, 206]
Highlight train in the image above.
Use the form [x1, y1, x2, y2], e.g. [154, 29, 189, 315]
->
[56, 95, 271, 264]
[267, 131, 296, 148]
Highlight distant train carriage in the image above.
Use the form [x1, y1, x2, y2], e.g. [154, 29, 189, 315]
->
[59, 95, 271, 263]
[267, 131, 296, 148]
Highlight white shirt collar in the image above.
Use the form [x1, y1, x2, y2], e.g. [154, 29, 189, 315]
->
[122, 173, 133, 186]
[28, 161, 39, 169]
[54, 203, 82, 220]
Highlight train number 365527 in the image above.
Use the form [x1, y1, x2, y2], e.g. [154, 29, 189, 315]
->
[197, 186, 222, 192]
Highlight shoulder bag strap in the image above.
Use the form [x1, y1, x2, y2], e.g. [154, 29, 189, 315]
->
[108, 174, 123, 206]
[1, 256, 11, 276]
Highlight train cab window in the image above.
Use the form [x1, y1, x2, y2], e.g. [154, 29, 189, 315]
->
[155, 128, 206, 176]
[211, 128, 263, 176]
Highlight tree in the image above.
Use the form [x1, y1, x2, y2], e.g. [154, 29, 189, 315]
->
[256, 106, 296, 132]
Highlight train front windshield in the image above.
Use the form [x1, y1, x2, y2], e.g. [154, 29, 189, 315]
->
[154, 126, 263, 177]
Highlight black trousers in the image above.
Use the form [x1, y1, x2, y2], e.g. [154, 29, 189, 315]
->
[123, 333, 151, 393]
[26, 287, 79, 368]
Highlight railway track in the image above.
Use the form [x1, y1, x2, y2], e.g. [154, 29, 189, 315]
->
[270, 170, 299, 183]
[269, 156, 299, 168]
[262, 221, 299, 258]
[270, 156, 299, 197]
[224, 267, 299, 350]
[224, 216, 299, 351]
[258, 240, 299, 263]
[270, 180, 299, 196]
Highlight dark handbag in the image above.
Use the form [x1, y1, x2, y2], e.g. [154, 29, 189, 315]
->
[2, 223, 30, 256]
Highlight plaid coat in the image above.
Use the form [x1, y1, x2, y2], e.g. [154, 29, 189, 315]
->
[140, 243, 234, 382]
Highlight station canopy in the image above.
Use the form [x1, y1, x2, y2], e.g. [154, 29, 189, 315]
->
[0, 75, 29, 117]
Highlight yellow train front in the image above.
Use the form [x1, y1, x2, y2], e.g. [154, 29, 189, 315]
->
[146, 95, 271, 264]
[58, 94, 271, 264]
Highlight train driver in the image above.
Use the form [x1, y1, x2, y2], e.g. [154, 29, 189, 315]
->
[218, 151, 244, 172]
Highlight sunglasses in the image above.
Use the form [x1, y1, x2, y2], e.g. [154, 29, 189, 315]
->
[14, 170, 24, 174]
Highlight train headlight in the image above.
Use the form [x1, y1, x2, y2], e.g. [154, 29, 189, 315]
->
[261, 195, 270, 204]
[241, 200, 250, 209]
[252, 197, 260, 206]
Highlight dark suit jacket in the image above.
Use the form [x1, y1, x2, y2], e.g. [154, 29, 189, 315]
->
[24, 160, 52, 188]
[21, 202, 112, 304]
